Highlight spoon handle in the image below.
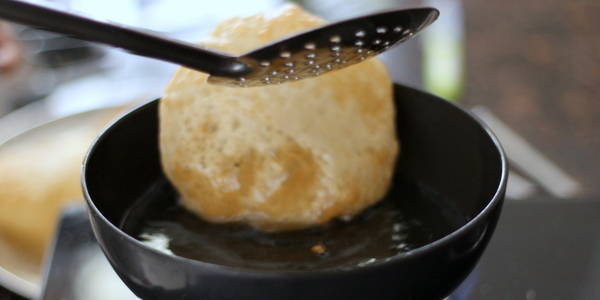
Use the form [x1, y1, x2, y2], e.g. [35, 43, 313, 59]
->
[0, 0, 242, 76]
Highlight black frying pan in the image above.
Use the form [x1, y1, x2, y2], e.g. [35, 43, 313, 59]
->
[82, 84, 507, 300]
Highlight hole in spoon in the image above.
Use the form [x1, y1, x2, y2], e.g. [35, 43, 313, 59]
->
[304, 42, 316, 50]
[376, 26, 387, 34]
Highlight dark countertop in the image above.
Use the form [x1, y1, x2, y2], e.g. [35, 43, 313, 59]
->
[457, 199, 600, 299]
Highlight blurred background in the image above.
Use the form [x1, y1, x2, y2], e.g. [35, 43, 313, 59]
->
[0, 0, 598, 299]
[1, 0, 597, 200]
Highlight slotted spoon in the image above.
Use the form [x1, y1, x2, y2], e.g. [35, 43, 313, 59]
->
[0, 1, 438, 87]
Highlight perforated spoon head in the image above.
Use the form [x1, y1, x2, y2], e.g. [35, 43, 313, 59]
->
[208, 7, 439, 87]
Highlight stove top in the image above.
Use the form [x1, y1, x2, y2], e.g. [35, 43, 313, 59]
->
[454, 199, 600, 300]
[3, 199, 600, 299]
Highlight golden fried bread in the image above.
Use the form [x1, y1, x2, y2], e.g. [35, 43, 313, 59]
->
[160, 4, 398, 231]
[0, 110, 119, 264]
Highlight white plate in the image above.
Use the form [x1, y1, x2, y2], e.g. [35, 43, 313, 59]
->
[0, 106, 124, 299]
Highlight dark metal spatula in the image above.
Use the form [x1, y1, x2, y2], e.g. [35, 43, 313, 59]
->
[0, 1, 438, 87]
